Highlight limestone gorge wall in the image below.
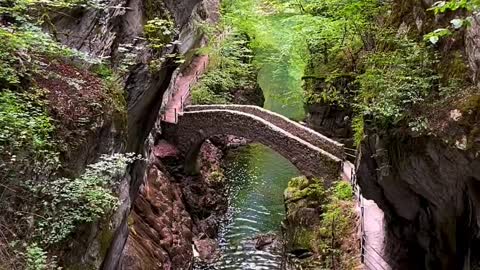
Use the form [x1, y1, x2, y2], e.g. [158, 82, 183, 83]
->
[47, 0, 220, 268]
[357, 133, 480, 269]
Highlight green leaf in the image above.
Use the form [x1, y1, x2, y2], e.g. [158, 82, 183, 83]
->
[429, 35, 439, 44]
[451, 18, 464, 29]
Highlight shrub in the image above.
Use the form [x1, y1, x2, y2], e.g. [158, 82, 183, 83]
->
[355, 39, 438, 127]
[352, 114, 364, 147]
[27, 153, 139, 246]
[0, 90, 54, 152]
[313, 180, 358, 269]
[25, 243, 57, 270]
[191, 33, 257, 105]
[333, 181, 353, 200]
[144, 18, 176, 52]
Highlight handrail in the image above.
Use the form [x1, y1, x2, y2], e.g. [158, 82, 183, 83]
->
[347, 162, 390, 270]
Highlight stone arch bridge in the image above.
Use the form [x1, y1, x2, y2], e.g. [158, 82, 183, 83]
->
[162, 105, 344, 182]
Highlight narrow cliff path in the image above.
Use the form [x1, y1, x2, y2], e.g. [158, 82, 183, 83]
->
[163, 55, 209, 123]
[342, 162, 391, 270]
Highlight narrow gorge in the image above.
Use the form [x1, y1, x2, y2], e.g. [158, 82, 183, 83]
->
[1, 0, 480, 269]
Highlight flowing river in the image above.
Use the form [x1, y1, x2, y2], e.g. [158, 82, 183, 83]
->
[209, 143, 300, 269]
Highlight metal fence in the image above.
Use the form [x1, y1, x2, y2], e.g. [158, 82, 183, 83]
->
[347, 161, 390, 270]
[160, 67, 202, 123]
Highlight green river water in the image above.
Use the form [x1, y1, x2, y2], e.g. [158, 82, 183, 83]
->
[206, 144, 300, 269]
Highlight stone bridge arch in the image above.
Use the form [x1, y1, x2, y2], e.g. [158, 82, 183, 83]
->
[163, 108, 342, 183]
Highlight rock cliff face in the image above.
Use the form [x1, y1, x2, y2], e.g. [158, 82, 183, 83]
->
[48, 0, 220, 268]
[357, 133, 480, 269]
[120, 162, 194, 269]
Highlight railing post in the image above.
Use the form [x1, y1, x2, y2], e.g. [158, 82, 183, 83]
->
[361, 205, 365, 263]
[361, 235, 366, 263]
[350, 167, 354, 185]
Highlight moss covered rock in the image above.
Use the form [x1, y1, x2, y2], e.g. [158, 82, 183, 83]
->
[284, 176, 326, 252]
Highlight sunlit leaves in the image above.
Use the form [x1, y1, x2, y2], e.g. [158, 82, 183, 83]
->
[424, 28, 452, 44]
[144, 18, 177, 51]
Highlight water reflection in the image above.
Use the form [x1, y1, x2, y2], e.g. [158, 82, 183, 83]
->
[207, 143, 300, 269]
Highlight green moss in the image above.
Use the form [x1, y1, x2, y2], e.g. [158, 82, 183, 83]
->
[285, 176, 325, 202]
[462, 94, 480, 113]
[288, 176, 310, 189]
[128, 214, 135, 227]
[99, 227, 115, 258]
[291, 227, 315, 250]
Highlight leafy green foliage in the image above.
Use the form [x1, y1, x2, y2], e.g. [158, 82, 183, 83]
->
[0, 89, 59, 187]
[25, 243, 57, 270]
[220, 0, 315, 120]
[0, 26, 73, 88]
[352, 114, 364, 147]
[429, 0, 479, 14]
[144, 18, 176, 51]
[356, 39, 437, 126]
[425, 0, 479, 43]
[285, 177, 358, 269]
[424, 28, 452, 44]
[333, 181, 353, 200]
[314, 181, 357, 269]
[143, 17, 183, 72]
[27, 153, 138, 246]
[192, 34, 257, 104]
[0, 90, 54, 152]
[285, 176, 326, 202]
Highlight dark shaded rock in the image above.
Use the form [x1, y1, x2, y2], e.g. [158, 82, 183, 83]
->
[255, 234, 276, 250]
[357, 133, 480, 270]
[232, 83, 265, 106]
[306, 102, 353, 145]
[289, 249, 313, 259]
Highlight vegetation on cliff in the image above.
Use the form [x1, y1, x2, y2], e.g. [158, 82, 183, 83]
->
[0, 0, 131, 268]
[301, 0, 478, 147]
[191, 33, 258, 104]
[285, 176, 358, 269]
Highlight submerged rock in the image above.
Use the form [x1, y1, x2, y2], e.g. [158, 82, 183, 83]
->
[193, 237, 219, 263]
[252, 232, 283, 252]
